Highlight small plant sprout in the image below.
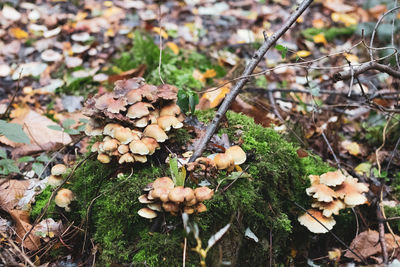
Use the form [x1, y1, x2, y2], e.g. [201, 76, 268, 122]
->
[182, 213, 230, 267]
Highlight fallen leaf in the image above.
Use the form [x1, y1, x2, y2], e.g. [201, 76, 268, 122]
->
[197, 85, 230, 109]
[341, 140, 361, 156]
[323, 1, 356, 13]
[313, 33, 327, 45]
[294, 50, 311, 58]
[9, 210, 40, 251]
[107, 64, 147, 83]
[152, 27, 168, 39]
[0, 179, 30, 212]
[10, 27, 29, 39]
[331, 13, 358, 26]
[166, 42, 179, 55]
[33, 218, 63, 238]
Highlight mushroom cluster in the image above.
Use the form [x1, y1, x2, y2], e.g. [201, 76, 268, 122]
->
[187, 145, 247, 172]
[83, 78, 184, 164]
[298, 170, 369, 233]
[47, 164, 68, 187]
[137, 177, 214, 219]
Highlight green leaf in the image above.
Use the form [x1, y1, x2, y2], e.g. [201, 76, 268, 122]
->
[32, 162, 45, 177]
[47, 125, 63, 131]
[0, 148, 7, 159]
[177, 89, 190, 114]
[36, 154, 50, 163]
[0, 120, 30, 144]
[18, 156, 35, 163]
[0, 158, 20, 174]
[275, 44, 288, 59]
[79, 118, 89, 124]
[62, 119, 75, 129]
[64, 128, 80, 135]
[169, 155, 185, 186]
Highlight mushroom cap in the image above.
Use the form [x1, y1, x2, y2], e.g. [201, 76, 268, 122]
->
[168, 186, 186, 203]
[133, 116, 149, 128]
[225, 146, 246, 165]
[153, 177, 175, 190]
[151, 187, 171, 202]
[214, 153, 234, 170]
[320, 170, 346, 187]
[126, 89, 142, 104]
[114, 127, 135, 144]
[147, 203, 162, 212]
[84, 123, 103, 136]
[306, 183, 337, 203]
[184, 206, 195, 215]
[138, 194, 153, 204]
[194, 187, 214, 202]
[133, 154, 147, 163]
[335, 176, 369, 206]
[129, 140, 150, 155]
[160, 103, 181, 117]
[157, 116, 183, 131]
[118, 144, 130, 154]
[138, 207, 157, 219]
[309, 175, 320, 185]
[102, 139, 119, 153]
[143, 124, 168, 142]
[162, 202, 180, 213]
[126, 102, 154, 119]
[103, 123, 122, 137]
[97, 153, 111, 164]
[118, 153, 135, 164]
[186, 197, 197, 206]
[195, 202, 207, 213]
[91, 142, 101, 153]
[47, 175, 64, 187]
[183, 187, 195, 203]
[141, 137, 160, 155]
[51, 164, 67, 176]
[298, 209, 336, 234]
[312, 199, 346, 217]
[55, 188, 74, 211]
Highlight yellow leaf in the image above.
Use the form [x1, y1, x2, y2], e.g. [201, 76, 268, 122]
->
[313, 33, 327, 45]
[294, 50, 311, 58]
[75, 11, 88, 21]
[166, 42, 179, 55]
[203, 69, 217, 79]
[355, 162, 371, 175]
[331, 13, 358, 26]
[192, 69, 205, 83]
[341, 140, 360, 156]
[205, 86, 230, 108]
[312, 18, 325, 29]
[103, 1, 113, 7]
[328, 248, 341, 261]
[105, 28, 115, 37]
[296, 16, 304, 23]
[10, 28, 28, 39]
[344, 53, 359, 63]
[152, 27, 168, 39]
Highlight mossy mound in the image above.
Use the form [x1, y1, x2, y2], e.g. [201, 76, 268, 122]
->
[32, 111, 333, 266]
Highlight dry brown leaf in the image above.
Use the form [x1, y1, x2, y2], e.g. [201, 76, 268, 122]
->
[0, 179, 30, 212]
[9, 210, 40, 251]
[323, 0, 356, 13]
[344, 229, 400, 261]
[108, 64, 147, 83]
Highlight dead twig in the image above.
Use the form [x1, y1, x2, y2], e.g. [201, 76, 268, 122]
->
[377, 203, 389, 264]
[333, 61, 400, 82]
[189, 0, 314, 162]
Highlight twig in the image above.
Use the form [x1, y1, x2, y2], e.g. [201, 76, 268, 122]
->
[321, 130, 342, 170]
[333, 61, 400, 82]
[189, 0, 314, 162]
[157, 3, 165, 85]
[0, 231, 35, 267]
[1, 72, 22, 119]
[377, 204, 389, 264]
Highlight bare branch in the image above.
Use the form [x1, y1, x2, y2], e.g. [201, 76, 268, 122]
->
[332, 61, 400, 82]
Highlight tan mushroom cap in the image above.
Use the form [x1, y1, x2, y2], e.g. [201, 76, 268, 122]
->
[129, 140, 150, 155]
[103, 123, 122, 137]
[51, 164, 67, 176]
[143, 124, 168, 142]
[134, 116, 149, 128]
[312, 199, 346, 217]
[309, 175, 320, 185]
[133, 154, 147, 163]
[194, 187, 214, 202]
[335, 176, 369, 206]
[127, 102, 154, 119]
[102, 139, 119, 153]
[138, 207, 157, 219]
[214, 153, 234, 170]
[184, 206, 195, 215]
[195, 202, 207, 213]
[153, 177, 175, 190]
[157, 116, 183, 131]
[186, 197, 197, 206]
[91, 142, 101, 153]
[298, 209, 336, 234]
[84, 123, 103, 136]
[225, 146, 246, 165]
[55, 188, 75, 211]
[47, 175, 64, 187]
[114, 127, 136, 144]
[126, 89, 142, 104]
[138, 194, 153, 204]
[168, 186, 186, 203]
[151, 187, 171, 202]
[147, 203, 162, 212]
[160, 103, 181, 117]
[118, 144, 130, 154]
[119, 153, 134, 164]
[141, 137, 160, 155]
[97, 153, 111, 164]
[306, 183, 337, 203]
[183, 188, 195, 203]
[320, 170, 346, 187]
[162, 202, 180, 213]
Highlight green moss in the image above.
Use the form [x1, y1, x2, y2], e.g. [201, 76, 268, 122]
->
[301, 25, 356, 42]
[30, 186, 56, 220]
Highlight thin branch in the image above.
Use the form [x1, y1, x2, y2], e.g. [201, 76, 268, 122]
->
[189, 0, 314, 162]
[333, 61, 400, 82]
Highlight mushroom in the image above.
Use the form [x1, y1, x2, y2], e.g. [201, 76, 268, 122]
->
[133, 116, 149, 128]
[84, 123, 103, 136]
[184, 206, 195, 215]
[183, 187, 195, 203]
[138, 207, 157, 219]
[138, 194, 153, 204]
[225, 146, 246, 165]
[126, 102, 154, 119]
[141, 137, 160, 155]
[118, 144, 130, 154]
[47, 175, 64, 187]
[114, 127, 136, 144]
[118, 153, 134, 164]
[160, 103, 181, 117]
[133, 154, 147, 163]
[97, 153, 111, 164]
[51, 164, 67, 176]
[194, 187, 214, 202]
[103, 123, 122, 137]
[335, 176, 369, 206]
[129, 140, 150, 155]
[213, 153, 234, 170]
[306, 183, 337, 203]
[147, 203, 162, 212]
[312, 199, 346, 217]
[151, 187, 171, 202]
[153, 177, 175, 190]
[168, 186, 186, 203]
[126, 89, 142, 104]
[298, 209, 336, 234]
[91, 142, 101, 153]
[162, 202, 180, 213]
[195, 203, 207, 213]
[143, 124, 168, 142]
[320, 170, 346, 187]
[157, 116, 183, 131]
[309, 175, 320, 185]
[102, 139, 119, 153]
[55, 188, 75, 212]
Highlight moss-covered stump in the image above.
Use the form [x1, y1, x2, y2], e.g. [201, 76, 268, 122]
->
[33, 111, 334, 266]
